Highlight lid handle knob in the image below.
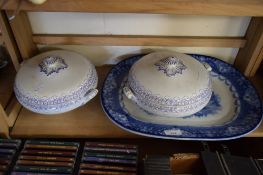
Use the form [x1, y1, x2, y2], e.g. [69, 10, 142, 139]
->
[154, 56, 187, 77]
[39, 56, 68, 76]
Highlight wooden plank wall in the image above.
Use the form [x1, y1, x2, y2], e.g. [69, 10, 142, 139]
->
[1, 0, 263, 16]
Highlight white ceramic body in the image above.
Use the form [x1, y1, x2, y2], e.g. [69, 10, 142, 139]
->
[124, 52, 212, 117]
[28, 0, 47, 4]
[14, 50, 98, 115]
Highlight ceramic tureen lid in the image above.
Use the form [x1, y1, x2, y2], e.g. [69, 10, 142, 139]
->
[14, 50, 97, 113]
[129, 52, 211, 98]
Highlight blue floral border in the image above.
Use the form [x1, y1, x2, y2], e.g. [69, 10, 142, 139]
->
[101, 54, 263, 140]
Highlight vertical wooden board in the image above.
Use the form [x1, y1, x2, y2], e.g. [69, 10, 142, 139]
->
[250, 47, 263, 76]
[5, 96, 21, 127]
[0, 10, 21, 71]
[7, 11, 38, 59]
[0, 104, 10, 138]
[234, 17, 263, 77]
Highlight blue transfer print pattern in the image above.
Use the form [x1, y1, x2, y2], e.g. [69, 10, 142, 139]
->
[128, 70, 212, 114]
[184, 92, 222, 118]
[101, 54, 263, 140]
[14, 68, 98, 113]
[154, 56, 187, 77]
[39, 56, 68, 76]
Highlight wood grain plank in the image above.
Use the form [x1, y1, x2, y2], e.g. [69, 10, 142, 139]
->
[10, 65, 263, 138]
[1, 0, 263, 16]
[7, 11, 38, 60]
[249, 47, 263, 76]
[234, 17, 263, 77]
[33, 35, 246, 48]
[0, 104, 10, 138]
[0, 11, 21, 71]
[5, 96, 21, 127]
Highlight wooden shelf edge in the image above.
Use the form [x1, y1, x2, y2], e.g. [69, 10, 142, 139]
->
[33, 35, 246, 48]
[2, 0, 263, 16]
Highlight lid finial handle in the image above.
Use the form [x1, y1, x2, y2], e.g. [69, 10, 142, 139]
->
[39, 56, 68, 76]
[154, 56, 187, 77]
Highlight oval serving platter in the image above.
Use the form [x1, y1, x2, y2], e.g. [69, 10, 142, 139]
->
[101, 54, 263, 140]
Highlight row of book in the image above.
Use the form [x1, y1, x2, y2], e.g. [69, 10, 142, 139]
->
[11, 140, 79, 175]
[79, 142, 138, 175]
[0, 139, 21, 175]
[0, 139, 139, 175]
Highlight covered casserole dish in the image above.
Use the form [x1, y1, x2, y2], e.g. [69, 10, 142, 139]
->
[123, 52, 212, 117]
[14, 50, 98, 114]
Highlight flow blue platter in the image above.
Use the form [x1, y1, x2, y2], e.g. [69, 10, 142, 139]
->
[101, 54, 263, 140]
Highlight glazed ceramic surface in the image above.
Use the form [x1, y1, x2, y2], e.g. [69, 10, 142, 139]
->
[124, 52, 212, 117]
[15, 50, 98, 114]
[101, 54, 263, 140]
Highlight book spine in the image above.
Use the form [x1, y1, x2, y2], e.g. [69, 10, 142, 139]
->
[19, 155, 75, 162]
[11, 172, 69, 175]
[25, 145, 78, 151]
[21, 150, 76, 157]
[80, 163, 136, 171]
[0, 148, 15, 154]
[84, 147, 137, 154]
[0, 154, 12, 159]
[82, 157, 136, 164]
[0, 139, 21, 144]
[14, 165, 72, 174]
[84, 152, 137, 160]
[79, 169, 136, 175]
[0, 143, 19, 148]
[85, 142, 137, 149]
[0, 159, 10, 165]
[17, 160, 73, 167]
[25, 141, 79, 147]
[0, 165, 7, 171]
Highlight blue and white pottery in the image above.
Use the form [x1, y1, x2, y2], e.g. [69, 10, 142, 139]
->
[101, 54, 263, 140]
[14, 50, 98, 115]
[123, 52, 212, 117]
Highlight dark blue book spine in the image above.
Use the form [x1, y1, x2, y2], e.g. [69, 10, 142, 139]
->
[26, 140, 79, 147]
[11, 172, 69, 175]
[84, 147, 137, 154]
[82, 157, 136, 164]
[14, 165, 72, 174]
[0, 148, 15, 154]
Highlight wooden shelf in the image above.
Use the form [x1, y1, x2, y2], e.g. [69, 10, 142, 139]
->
[2, 0, 263, 16]
[0, 62, 16, 108]
[10, 65, 263, 138]
[33, 35, 246, 48]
